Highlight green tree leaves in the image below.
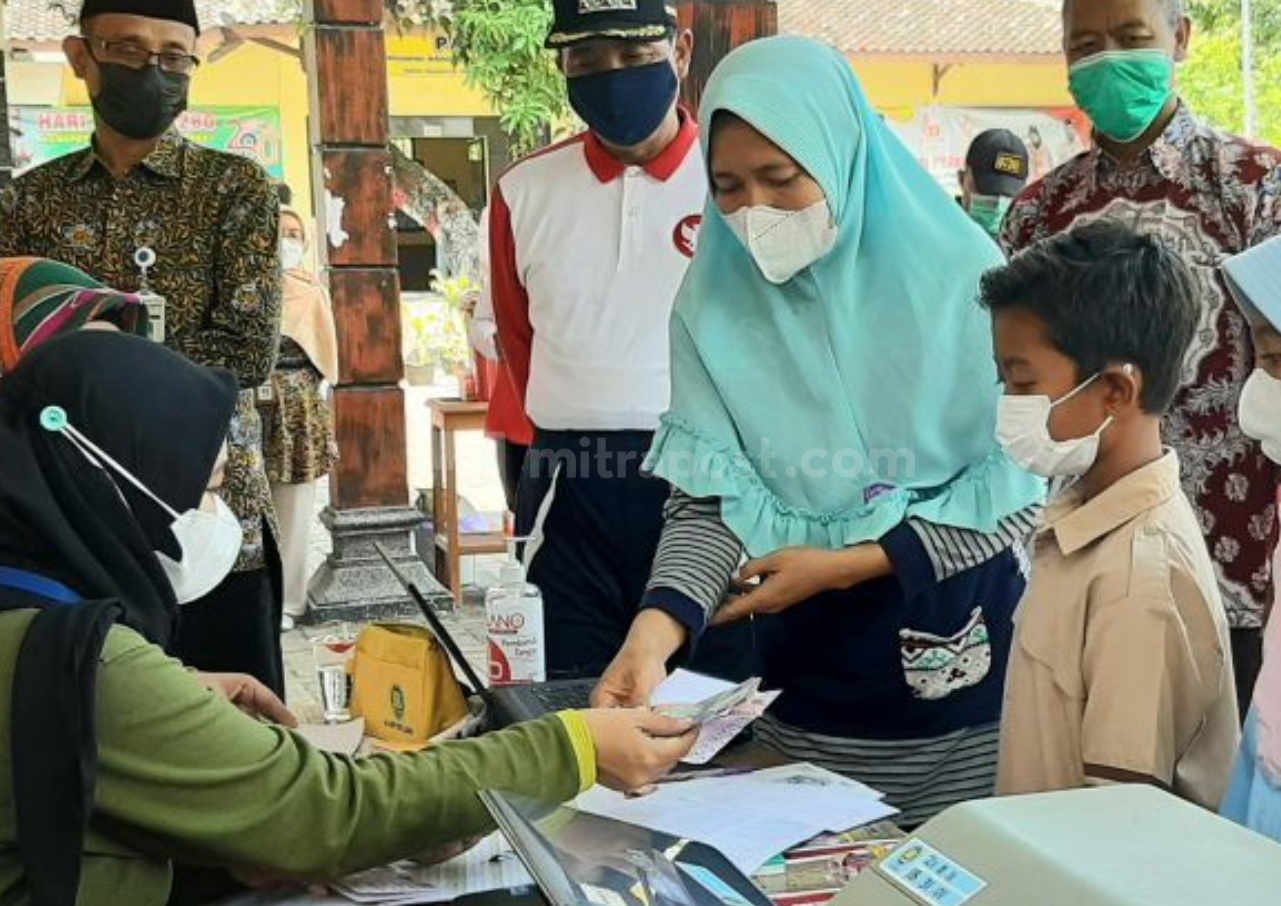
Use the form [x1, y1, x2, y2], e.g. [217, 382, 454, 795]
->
[1184, 0, 1281, 144]
[408, 0, 567, 156]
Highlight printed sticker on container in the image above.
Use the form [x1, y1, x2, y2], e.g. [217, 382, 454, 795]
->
[877, 839, 986, 906]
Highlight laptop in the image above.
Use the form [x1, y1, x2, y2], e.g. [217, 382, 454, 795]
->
[480, 790, 773, 906]
[373, 543, 597, 728]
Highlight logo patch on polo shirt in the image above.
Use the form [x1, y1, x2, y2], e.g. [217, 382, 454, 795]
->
[673, 213, 702, 258]
[579, 0, 639, 11]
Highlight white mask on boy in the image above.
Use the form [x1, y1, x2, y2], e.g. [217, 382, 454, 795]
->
[995, 368, 1130, 479]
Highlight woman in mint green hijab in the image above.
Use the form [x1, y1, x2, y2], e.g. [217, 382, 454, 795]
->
[594, 36, 1044, 826]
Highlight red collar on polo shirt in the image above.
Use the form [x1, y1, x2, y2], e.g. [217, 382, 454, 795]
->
[583, 109, 699, 184]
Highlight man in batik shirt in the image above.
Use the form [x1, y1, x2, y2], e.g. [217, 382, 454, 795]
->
[1003, 0, 1281, 713]
[0, 0, 285, 692]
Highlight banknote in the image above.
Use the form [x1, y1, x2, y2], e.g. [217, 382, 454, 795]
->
[655, 677, 762, 725]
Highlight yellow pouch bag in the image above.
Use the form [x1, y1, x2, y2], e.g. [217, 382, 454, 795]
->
[349, 623, 469, 750]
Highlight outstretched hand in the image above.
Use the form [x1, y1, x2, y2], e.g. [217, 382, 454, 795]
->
[711, 544, 891, 626]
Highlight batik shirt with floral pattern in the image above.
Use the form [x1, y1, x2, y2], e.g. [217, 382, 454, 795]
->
[1002, 103, 1281, 629]
[0, 131, 282, 572]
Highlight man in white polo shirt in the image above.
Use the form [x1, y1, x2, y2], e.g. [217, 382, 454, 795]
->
[490, 0, 708, 679]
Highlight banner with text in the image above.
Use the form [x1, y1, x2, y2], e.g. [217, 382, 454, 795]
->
[12, 106, 284, 178]
[889, 106, 1093, 197]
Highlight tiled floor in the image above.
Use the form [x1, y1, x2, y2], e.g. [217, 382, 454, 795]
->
[282, 380, 506, 723]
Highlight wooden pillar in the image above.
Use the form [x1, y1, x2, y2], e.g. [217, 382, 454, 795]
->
[0, 3, 13, 187]
[303, 0, 447, 620]
[676, 0, 778, 115]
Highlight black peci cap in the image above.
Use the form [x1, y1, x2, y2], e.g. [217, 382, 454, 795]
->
[79, 0, 200, 35]
[966, 129, 1030, 198]
[546, 0, 678, 50]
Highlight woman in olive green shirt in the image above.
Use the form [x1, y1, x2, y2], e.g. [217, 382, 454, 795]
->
[0, 331, 693, 906]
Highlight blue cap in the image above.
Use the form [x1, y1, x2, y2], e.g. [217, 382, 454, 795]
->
[1224, 235, 1281, 329]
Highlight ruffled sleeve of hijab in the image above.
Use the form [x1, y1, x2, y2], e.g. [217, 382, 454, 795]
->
[645, 314, 1041, 559]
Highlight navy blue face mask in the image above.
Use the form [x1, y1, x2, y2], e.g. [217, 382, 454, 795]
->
[568, 60, 679, 148]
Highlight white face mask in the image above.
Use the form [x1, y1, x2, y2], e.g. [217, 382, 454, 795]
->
[280, 238, 306, 272]
[1239, 368, 1281, 464]
[157, 493, 244, 603]
[40, 406, 243, 604]
[995, 372, 1119, 478]
[723, 199, 838, 285]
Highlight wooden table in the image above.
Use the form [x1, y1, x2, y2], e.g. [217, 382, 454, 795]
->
[215, 730, 905, 906]
[429, 398, 509, 605]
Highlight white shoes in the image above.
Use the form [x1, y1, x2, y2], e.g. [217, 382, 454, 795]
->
[281, 614, 297, 632]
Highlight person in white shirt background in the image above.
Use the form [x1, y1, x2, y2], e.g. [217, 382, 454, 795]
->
[490, 0, 750, 681]
[467, 206, 533, 515]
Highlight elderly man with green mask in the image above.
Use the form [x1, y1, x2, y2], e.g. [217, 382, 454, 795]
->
[1003, 0, 1281, 721]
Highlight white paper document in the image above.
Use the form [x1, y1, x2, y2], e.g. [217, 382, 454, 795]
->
[574, 763, 898, 875]
[330, 833, 532, 904]
[294, 718, 366, 757]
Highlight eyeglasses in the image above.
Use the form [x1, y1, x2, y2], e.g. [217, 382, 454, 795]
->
[81, 35, 200, 75]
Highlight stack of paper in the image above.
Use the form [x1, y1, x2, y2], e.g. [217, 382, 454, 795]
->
[574, 763, 898, 875]
[329, 833, 532, 904]
[753, 821, 907, 906]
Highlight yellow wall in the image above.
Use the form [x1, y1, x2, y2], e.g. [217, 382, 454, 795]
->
[852, 56, 1073, 118]
[7, 61, 63, 105]
[386, 34, 495, 118]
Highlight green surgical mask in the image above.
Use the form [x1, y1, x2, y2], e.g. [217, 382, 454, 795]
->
[1069, 49, 1175, 144]
[967, 195, 1012, 238]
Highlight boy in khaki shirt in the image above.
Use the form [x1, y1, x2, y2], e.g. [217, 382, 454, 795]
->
[984, 221, 1240, 809]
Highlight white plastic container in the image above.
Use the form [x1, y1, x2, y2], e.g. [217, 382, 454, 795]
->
[485, 541, 546, 686]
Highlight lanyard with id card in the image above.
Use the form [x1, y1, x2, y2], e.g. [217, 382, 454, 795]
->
[133, 246, 167, 345]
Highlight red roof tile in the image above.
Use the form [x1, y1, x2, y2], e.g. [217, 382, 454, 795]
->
[777, 0, 1064, 58]
[5, 0, 297, 42]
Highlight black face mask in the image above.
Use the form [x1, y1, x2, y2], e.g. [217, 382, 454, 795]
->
[91, 62, 190, 140]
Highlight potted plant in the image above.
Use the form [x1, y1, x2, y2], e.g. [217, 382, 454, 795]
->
[430, 270, 479, 398]
[401, 293, 439, 387]
[401, 287, 472, 392]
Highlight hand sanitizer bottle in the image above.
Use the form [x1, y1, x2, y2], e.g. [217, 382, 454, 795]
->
[485, 538, 546, 686]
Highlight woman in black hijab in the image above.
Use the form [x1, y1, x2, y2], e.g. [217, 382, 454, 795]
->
[0, 330, 286, 905]
[0, 331, 694, 906]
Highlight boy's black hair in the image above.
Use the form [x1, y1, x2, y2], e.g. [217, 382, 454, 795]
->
[980, 220, 1197, 415]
